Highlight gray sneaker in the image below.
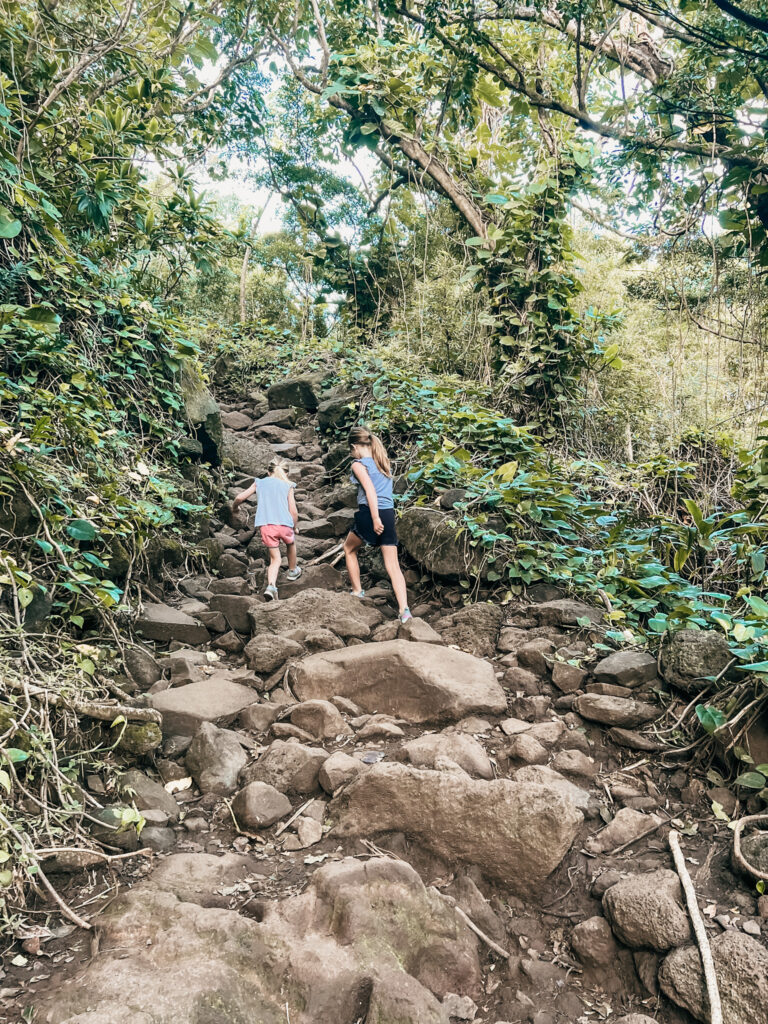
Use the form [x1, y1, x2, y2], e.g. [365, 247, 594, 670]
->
[264, 584, 279, 602]
[285, 567, 302, 582]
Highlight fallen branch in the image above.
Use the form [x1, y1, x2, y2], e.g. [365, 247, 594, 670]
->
[669, 829, 722, 1024]
[4, 676, 161, 724]
[307, 541, 344, 566]
[36, 846, 153, 865]
[274, 798, 313, 837]
[732, 813, 768, 882]
[454, 904, 510, 959]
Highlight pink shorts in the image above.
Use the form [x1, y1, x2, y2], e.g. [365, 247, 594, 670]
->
[260, 524, 295, 548]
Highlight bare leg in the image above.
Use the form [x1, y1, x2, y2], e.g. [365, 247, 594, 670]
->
[381, 545, 409, 613]
[344, 532, 364, 593]
[266, 547, 281, 586]
[286, 541, 297, 571]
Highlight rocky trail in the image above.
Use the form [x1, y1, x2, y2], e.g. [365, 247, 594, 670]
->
[5, 381, 767, 1024]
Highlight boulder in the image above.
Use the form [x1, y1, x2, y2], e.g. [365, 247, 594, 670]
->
[660, 628, 733, 693]
[118, 769, 179, 821]
[221, 431, 274, 477]
[185, 722, 246, 795]
[267, 371, 329, 411]
[135, 603, 209, 645]
[316, 392, 357, 433]
[570, 916, 619, 968]
[149, 672, 258, 736]
[593, 650, 658, 688]
[529, 599, 604, 627]
[248, 588, 382, 640]
[279, 563, 345, 599]
[397, 507, 487, 579]
[334, 763, 582, 891]
[244, 634, 303, 674]
[39, 854, 474, 1024]
[319, 750, 365, 794]
[253, 407, 296, 429]
[603, 869, 691, 951]
[573, 694, 658, 728]
[659, 930, 768, 1024]
[401, 731, 494, 779]
[290, 699, 351, 740]
[241, 739, 328, 795]
[434, 604, 505, 659]
[181, 367, 222, 465]
[289, 640, 506, 724]
[232, 781, 292, 829]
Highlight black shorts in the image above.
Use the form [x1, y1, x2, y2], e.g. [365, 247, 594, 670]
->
[351, 506, 398, 547]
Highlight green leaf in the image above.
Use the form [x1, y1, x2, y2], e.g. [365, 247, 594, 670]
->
[66, 519, 97, 541]
[737, 661, 768, 673]
[0, 769, 10, 793]
[5, 749, 29, 763]
[0, 869, 12, 887]
[734, 771, 767, 789]
[0, 206, 21, 239]
[695, 704, 727, 734]
[18, 587, 34, 609]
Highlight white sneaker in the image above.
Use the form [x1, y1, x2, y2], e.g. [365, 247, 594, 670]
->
[285, 567, 303, 581]
[264, 584, 279, 602]
[350, 589, 365, 598]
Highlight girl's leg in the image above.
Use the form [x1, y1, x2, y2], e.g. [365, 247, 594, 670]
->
[266, 547, 281, 586]
[286, 541, 298, 571]
[381, 545, 409, 613]
[343, 531, 364, 593]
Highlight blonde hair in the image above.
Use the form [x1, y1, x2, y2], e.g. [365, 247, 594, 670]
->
[348, 426, 392, 477]
[268, 458, 291, 482]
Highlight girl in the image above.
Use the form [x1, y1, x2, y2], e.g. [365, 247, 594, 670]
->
[232, 458, 302, 601]
[344, 426, 411, 623]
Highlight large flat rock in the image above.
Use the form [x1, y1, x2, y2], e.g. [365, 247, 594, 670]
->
[149, 672, 258, 736]
[334, 763, 582, 891]
[289, 640, 506, 723]
[248, 587, 382, 639]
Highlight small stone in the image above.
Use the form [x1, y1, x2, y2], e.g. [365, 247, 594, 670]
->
[516, 639, 555, 675]
[296, 817, 323, 847]
[574, 693, 658, 728]
[238, 703, 281, 733]
[185, 722, 246, 796]
[502, 666, 541, 693]
[318, 751, 363, 794]
[355, 716, 405, 740]
[231, 782, 292, 829]
[442, 993, 477, 1020]
[570, 916, 618, 968]
[585, 681, 633, 698]
[593, 650, 658, 687]
[757, 895, 768, 918]
[603, 869, 691, 950]
[585, 808, 662, 855]
[551, 660, 587, 693]
[506, 734, 548, 764]
[398, 617, 443, 644]
[551, 748, 597, 778]
[743, 919, 761, 936]
[500, 717, 530, 736]
[290, 699, 351, 740]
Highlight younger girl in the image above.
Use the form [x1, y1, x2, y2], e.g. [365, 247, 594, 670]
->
[232, 458, 301, 601]
[344, 426, 411, 623]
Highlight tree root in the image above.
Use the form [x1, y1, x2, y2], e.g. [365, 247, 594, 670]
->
[732, 813, 768, 882]
[669, 829, 722, 1024]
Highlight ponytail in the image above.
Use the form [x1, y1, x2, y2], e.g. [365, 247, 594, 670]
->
[348, 425, 392, 477]
[268, 458, 291, 483]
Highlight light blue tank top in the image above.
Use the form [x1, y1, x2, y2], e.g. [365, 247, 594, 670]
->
[253, 476, 295, 527]
[351, 457, 394, 510]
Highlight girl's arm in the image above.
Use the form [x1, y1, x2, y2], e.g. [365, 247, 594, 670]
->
[351, 462, 384, 534]
[288, 487, 299, 532]
[232, 480, 258, 509]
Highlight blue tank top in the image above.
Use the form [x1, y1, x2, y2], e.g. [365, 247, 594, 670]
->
[351, 457, 394, 510]
[253, 476, 295, 527]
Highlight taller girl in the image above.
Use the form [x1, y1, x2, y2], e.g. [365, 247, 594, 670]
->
[344, 426, 411, 623]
